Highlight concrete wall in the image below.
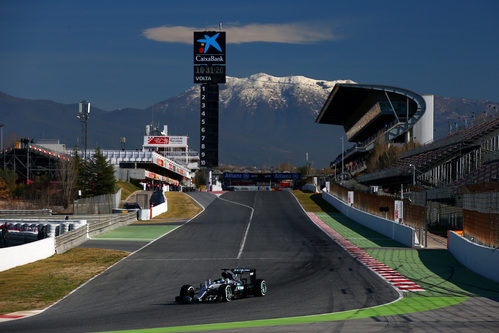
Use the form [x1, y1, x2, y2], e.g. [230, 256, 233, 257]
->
[413, 94, 434, 145]
[448, 231, 499, 283]
[152, 200, 168, 217]
[0, 213, 137, 270]
[322, 191, 415, 247]
[302, 184, 317, 193]
[0, 237, 55, 272]
[138, 200, 168, 220]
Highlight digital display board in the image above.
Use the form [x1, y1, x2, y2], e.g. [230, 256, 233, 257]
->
[194, 65, 226, 84]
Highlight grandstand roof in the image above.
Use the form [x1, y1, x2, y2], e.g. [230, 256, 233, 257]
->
[316, 84, 426, 146]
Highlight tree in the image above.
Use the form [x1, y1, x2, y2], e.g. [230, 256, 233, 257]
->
[75, 151, 90, 198]
[57, 156, 79, 208]
[86, 147, 116, 196]
[0, 169, 18, 199]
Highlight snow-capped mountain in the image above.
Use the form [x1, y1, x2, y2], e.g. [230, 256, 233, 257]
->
[155, 73, 353, 115]
[146, 73, 354, 166]
[2, 73, 495, 168]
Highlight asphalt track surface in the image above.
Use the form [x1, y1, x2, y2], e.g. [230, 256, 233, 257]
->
[1, 191, 399, 333]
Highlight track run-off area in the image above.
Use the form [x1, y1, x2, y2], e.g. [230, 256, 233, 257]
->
[1, 191, 499, 333]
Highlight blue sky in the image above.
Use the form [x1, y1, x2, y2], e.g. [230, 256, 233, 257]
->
[1, 0, 498, 110]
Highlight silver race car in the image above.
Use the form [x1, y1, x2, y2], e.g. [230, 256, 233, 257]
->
[175, 268, 267, 303]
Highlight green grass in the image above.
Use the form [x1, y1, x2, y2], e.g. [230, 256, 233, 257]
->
[0, 248, 127, 314]
[93, 225, 178, 241]
[117, 180, 142, 201]
[366, 248, 499, 298]
[97, 297, 467, 333]
[292, 190, 337, 212]
[316, 211, 406, 248]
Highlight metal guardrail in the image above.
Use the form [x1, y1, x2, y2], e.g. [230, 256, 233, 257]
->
[54, 212, 137, 254]
[87, 212, 136, 238]
[0, 209, 52, 216]
[55, 225, 88, 254]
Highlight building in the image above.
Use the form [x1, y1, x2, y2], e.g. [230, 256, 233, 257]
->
[315, 83, 434, 176]
[98, 123, 198, 190]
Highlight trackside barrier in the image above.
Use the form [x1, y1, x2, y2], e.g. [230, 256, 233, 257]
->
[0, 209, 52, 216]
[54, 225, 88, 254]
[302, 184, 318, 193]
[0, 212, 137, 270]
[56, 212, 136, 253]
[86, 212, 137, 238]
[137, 200, 168, 221]
[448, 231, 499, 283]
[151, 201, 168, 217]
[322, 191, 415, 248]
[0, 237, 55, 272]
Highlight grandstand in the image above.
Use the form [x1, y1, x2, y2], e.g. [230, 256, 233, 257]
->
[358, 113, 499, 189]
[0, 138, 71, 183]
[316, 84, 434, 175]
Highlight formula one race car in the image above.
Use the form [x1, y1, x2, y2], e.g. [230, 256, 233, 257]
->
[175, 268, 267, 303]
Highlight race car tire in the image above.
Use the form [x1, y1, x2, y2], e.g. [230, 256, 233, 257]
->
[218, 284, 233, 302]
[253, 279, 267, 297]
[179, 284, 195, 299]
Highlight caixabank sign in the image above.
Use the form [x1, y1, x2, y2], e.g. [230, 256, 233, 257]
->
[194, 31, 226, 64]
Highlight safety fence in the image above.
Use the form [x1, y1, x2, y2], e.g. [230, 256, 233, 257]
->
[329, 183, 425, 229]
[328, 182, 499, 248]
[73, 188, 122, 215]
[463, 210, 499, 248]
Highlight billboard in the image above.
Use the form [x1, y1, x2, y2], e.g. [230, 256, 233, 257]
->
[143, 136, 188, 148]
[193, 31, 226, 64]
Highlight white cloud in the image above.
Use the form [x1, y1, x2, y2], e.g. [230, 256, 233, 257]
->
[142, 23, 338, 44]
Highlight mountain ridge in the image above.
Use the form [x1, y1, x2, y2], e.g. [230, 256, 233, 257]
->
[1, 73, 498, 167]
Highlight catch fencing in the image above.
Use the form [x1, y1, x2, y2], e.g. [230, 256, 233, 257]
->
[328, 183, 498, 248]
[73, 188, 121, 214]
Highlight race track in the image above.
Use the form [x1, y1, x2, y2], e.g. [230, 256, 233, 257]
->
[1, 191, 399, 333]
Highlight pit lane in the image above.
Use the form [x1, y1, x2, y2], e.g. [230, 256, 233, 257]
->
[0, 191, 398, 333]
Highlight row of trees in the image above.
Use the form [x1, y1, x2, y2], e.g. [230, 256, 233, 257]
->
[0, 148, 116, 209]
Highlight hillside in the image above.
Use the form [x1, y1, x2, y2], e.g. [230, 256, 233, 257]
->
[1, 74, 498, 167]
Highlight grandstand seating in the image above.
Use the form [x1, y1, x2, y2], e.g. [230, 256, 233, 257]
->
[452, 160, 499, 187]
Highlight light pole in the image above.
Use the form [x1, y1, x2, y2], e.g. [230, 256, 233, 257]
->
[0, 124, 4, 170]
[120, 137, 126, 151]
[77, 101, 91, 160]
[409, 163, 416, 186]
[340, 136, 344, 181]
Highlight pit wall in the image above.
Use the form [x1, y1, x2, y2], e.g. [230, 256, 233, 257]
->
[448, 231, 499, 283]
[322, 191, 415, 247]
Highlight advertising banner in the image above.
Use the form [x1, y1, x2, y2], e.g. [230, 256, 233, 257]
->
[394, 200, 404, 224]
[143, 136, 187, 148]
[194, 31, 226, 64]
[348, 191, 354, 206]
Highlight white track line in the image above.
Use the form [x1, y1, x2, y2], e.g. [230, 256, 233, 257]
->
[216, 194, 255, 259]
[12, 192, 210, 322]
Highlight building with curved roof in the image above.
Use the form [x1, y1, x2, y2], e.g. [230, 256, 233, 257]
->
[316, 83, 434, 175]
[316, 83, 433, 149]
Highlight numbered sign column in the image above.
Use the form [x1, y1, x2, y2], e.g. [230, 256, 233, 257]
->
[200, 83, 219, 168]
